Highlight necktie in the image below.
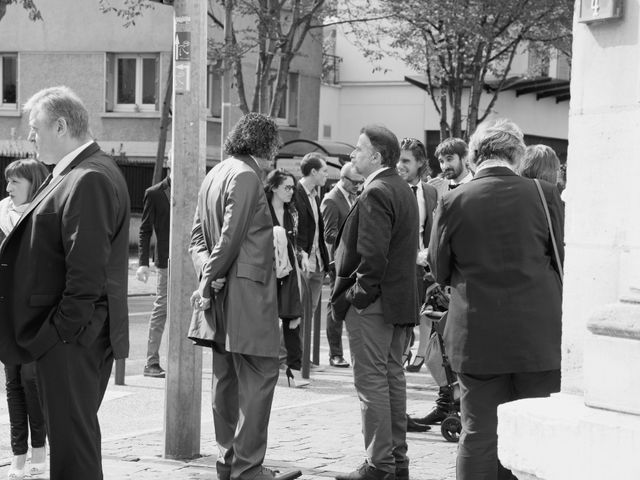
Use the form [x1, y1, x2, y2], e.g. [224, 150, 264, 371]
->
[411, 185, 418, 197]
[348, 193, 357, 206]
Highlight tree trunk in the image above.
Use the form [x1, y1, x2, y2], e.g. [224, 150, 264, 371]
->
[270, 54, 293, 117]
[153, 61, 173, 185]
[439, 86, 448, 141]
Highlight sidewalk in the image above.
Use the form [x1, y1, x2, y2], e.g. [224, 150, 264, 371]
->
[0, 262, 458, 479]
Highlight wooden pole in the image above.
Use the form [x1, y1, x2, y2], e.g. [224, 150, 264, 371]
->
[164, 0, 206, 460]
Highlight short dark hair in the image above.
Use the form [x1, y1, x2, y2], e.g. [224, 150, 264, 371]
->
[265, 169, 296, 193]
[300, 152, 326, 177]
[360, 125, 400, 168]
[4, 158, 50, 202]
[224, 113, 281, 160]
[400, 137, 430, 177]
[518, 144, 560, 184]
[434, 137, 468, 160]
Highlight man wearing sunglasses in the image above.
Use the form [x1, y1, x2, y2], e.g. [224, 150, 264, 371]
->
[321, 163, 364, 368]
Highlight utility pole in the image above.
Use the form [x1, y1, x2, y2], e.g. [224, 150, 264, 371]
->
[220, 0, 234, 157]
[163, 0, 207, 459]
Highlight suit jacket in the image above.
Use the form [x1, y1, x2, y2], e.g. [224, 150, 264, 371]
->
[419, 181, 438, 249]
[293, 182, 329, 272]
[138, 177, 170, 269]
[331, 168, 419, 325]
[0, 142, 131, 363]
[428, 166, 564, 374]
[320, 184, 351, 259]
[189, 155, 279, 358]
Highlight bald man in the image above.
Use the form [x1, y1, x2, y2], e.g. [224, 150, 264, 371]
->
[321, 163, 364, 367]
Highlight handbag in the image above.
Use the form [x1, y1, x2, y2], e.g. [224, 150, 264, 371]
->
[277, 270, 302, 319]
[533, 179, 563, 282]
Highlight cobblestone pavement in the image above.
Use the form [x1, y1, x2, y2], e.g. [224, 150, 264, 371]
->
[0, 263, 458, 479]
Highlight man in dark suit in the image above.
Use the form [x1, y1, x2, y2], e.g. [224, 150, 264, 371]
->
[0, 86, 130, 479]
[137, 169, 171, 378]
[332, 125, 419, 480]
[320, 162, 363, 368]
[190, 113, 301, 480]
[428, 119, 563, 479]
[293, 152, 330, 364]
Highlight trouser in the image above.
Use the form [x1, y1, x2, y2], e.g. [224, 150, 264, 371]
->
[326, 271, 344, 358]
[281, 319, 302, 370]
[4, 362, 46, 455]
[212, 343, 279, 480]
[456, 370, 561, 480]
[404, 269, 428, 355]
[345, 299, 410, 473]
[36, 324, 113, 480]
[146, 266, 168, 366]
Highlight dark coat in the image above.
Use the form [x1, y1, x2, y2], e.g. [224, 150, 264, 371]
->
[293, 182, 329, 272]
[320, 184, 352, 258]
[428, 166, 564, 374]
[0, 143, 131, 363]
[138, 177, 170, 269]
[331, 168, 419, 324]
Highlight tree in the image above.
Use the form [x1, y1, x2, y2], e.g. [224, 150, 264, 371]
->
[349, 0, 573, 140]
[0, 0, 42, 22]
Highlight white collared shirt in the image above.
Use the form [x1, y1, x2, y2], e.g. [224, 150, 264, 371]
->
[474, 160, 514, 174]
[363, 167, 391, 188]
[410, 181, 427, 250]
[337, 184, 354, 208]
[449, 171, 473, 188]
[52, 140, 93, 178]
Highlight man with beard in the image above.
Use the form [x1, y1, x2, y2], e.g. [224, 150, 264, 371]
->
[428, 138, 472, 197]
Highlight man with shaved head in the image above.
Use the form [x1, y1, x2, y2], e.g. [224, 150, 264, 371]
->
[321, 163, 364, 368]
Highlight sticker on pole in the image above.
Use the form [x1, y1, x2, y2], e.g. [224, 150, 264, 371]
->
[175, 63, 191, 93]
[175, 32, 191, 61]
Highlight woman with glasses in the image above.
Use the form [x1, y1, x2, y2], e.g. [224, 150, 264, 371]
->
[264, 169, 308, 388]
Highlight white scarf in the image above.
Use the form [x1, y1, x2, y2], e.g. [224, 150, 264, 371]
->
[0, 197, 29, 237]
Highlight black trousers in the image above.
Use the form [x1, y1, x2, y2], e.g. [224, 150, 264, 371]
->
[4, 362, 46, 455]
[326, 271, 344, 358]
[281, 319, 302, 370]
[456, 370, 561, 480]
[36, 325, 114, 480]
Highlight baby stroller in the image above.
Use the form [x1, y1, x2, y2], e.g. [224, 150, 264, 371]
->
[421, 283, 462, 443]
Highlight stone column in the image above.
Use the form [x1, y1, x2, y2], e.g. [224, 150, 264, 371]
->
[498, 1, 640, 478]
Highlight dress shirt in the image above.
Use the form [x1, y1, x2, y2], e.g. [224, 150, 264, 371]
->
[449, 171, 473, 189]
[363, 167, 391, 188]
[410, 182, 427, 250]
[337, 184, 355, 208]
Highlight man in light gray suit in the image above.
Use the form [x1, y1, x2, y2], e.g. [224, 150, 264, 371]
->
[321, 163, 363, 368]
[190, 113, 301, 480]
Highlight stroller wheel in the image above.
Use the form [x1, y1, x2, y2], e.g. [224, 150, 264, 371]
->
[441, 415, 461, 443]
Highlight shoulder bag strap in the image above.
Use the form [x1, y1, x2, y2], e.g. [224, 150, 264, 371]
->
[534, 179, 563, 282]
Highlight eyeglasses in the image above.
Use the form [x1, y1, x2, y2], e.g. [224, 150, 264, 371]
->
[282, 185, 295, 191]
[343, 176, 364, 186]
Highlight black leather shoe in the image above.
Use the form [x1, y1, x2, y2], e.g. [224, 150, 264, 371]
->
[396, 466, 409, 480]
[253, 466, 302, 480]
[330, 355, 350, 368]
[406, 414, 430, 432]
[335, 463, 395, 480]
[415, 407, 448, 425]
[217, 462, 231, 480]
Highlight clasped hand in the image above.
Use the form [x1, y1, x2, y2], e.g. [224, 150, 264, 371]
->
[190, 278, 226, 311]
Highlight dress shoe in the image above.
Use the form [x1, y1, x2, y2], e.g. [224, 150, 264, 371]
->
[143, 363, 165, 378]
[216, 461, 231, 480]
[415, 406, 448, 425]
[395, 466, 409, 480]
[253, 466, 302, 480]
[329, 355, 350, 368]
[405, 355, 424, 372]
[406, 414, 430, 432]
[335, 463, 395, 480]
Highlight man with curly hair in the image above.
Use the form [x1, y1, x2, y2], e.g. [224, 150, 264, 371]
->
[190, 113, 301, 480]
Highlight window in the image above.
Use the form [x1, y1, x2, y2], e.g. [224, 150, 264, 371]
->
[105, 53, 159, 112]
[206, 66, 222, 118]
[0, 54, 17, 109]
